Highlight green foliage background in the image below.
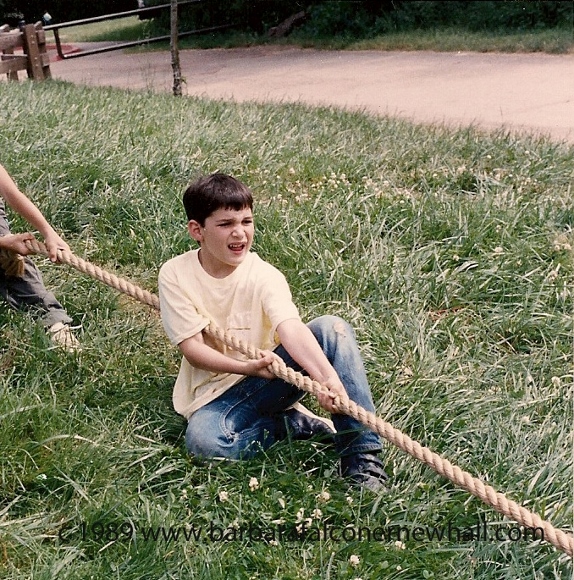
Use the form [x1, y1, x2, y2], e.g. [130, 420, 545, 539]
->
[145, 0, 574, 39]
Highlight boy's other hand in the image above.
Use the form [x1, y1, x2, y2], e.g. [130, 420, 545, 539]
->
[245, 350, 280, 380]
[43, 232, 71, 263]
[317, 376, 346, 414]
[0, 232, 36, 255]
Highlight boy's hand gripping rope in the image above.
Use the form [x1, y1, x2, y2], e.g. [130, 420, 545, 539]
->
[24, 239, 573, 558]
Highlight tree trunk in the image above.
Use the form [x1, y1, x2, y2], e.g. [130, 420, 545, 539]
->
[170, 0, 182, 96]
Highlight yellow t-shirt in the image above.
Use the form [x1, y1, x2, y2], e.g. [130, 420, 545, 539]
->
[158, 249, 301, 419]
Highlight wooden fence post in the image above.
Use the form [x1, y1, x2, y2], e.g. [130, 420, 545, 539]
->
[22, 23, 51, 80]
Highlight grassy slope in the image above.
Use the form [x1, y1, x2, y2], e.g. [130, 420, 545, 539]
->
[0, 81, 572, 579]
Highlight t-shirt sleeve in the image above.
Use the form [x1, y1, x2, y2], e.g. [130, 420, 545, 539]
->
[260, 265, 301, 332]
[158, 259, 210, 346]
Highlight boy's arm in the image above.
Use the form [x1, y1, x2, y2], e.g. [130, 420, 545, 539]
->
[179, 331, 279, 380]
[0, 164, 69, 262]
[276, 318, 346, 413]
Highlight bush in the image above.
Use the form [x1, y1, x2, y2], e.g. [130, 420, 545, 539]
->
[4, 0, 569, 37]
[388, 1, 574, 32]
[143, 0, 573, 40]
[144, 0, 313, 34]
[1, 0, 135, 25]
[299, 2, 376, 38]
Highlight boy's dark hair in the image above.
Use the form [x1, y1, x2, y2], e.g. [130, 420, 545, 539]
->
[183, 173, 253, 225]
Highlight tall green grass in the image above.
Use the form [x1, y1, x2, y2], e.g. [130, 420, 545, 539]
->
[345, 27, 574, 54]
[47, 17, 153, 44]
[0, 80, 572, 579]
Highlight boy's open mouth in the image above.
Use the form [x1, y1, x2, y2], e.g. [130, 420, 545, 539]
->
[228, 243, 246, 252]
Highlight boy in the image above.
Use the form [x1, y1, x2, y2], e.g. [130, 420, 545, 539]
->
[0, 163, 79, 351]
[158, 173, 387, 491]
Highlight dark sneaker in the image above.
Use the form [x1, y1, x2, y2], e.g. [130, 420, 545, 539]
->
[276, 408, 335, 443]
[340, 452, 389, 492]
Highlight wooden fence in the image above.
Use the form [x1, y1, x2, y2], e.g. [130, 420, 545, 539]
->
[0, 22, 51, 81]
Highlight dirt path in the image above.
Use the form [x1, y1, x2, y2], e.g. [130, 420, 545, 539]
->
[49, 45, 574, 144]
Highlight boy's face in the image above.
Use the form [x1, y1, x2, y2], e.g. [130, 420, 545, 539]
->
[188, 206, 254, 278]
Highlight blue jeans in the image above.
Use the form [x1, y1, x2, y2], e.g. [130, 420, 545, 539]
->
[0, 199, 72, 328]
[185, 315, 382, 459]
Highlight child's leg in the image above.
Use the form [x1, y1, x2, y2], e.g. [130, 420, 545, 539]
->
[0, 260, 72, 328]
[307, 315, 383, 457]
[0, 201, 72, 328]
[185, 366, 306, 460]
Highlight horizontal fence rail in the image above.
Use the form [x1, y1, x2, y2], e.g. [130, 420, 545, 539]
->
[43, 1, 235, 60]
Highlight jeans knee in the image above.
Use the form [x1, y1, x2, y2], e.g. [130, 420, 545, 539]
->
[308, 315, 354, 343]
[185, 412, 270, 460]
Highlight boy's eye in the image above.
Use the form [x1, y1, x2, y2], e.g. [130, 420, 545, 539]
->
[217, 220, 252, 227]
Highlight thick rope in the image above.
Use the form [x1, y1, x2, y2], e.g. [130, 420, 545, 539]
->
[25, 238, 573, 557]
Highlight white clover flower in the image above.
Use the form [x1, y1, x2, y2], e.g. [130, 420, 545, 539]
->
[296, 508, 305, 523]
[551, 376, 561, 387]
[249, 477, 259, 492]
[493, 246, 504, 255]
[311, 508, 322, 520]
[346, 496, 354, 505]
[553, 236, 572, 252]
[349, 554, 360, 567]
[295, 521, 311, 535]
[269, 539, 279, 546]
[546, 264, 561, 283]
[394, 540, 406, 550]
[218, 490, 229, 502]
[317, 490, 331, 502]
[181, 488, 188, 499]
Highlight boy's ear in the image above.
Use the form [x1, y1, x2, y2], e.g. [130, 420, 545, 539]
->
[187, 220, 203, 243]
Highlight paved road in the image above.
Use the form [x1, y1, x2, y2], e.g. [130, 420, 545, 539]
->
[49, 45, 574, 144]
